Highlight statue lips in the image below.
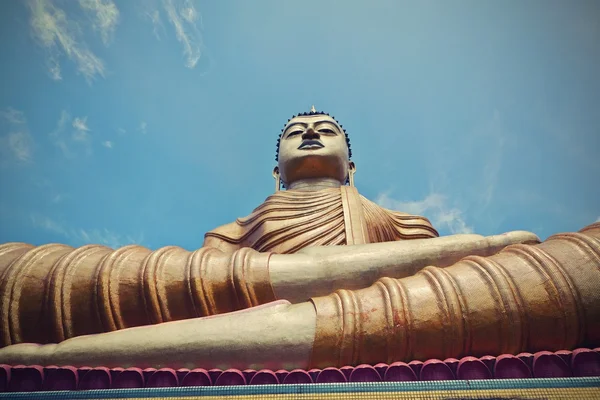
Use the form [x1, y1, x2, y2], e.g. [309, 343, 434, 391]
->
[298, 139, 325, 150]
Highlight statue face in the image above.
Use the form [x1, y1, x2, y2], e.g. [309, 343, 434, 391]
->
[278, 114, 350, 186]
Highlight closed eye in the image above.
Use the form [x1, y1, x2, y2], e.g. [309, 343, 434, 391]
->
[319, 128, 336, 134]
[286, 130, 303, 138]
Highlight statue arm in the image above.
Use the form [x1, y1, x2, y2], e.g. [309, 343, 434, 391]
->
[270, 230, 540, 303]
[0, 231, 537, 347]
[0, 224, 596, 370]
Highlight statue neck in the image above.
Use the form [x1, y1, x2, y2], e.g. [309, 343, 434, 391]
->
[286, 178, 343, 192]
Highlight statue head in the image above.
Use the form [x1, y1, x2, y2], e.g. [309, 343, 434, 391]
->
[275, 107, 353, 189]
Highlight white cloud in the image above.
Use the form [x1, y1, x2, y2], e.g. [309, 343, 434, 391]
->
[179, 2, 198, 23]
[377, 192, 474, 235]
[416, 109, 509, 234]
[102, 140, 113, 148]
[33, 178, 66, 204]
[47, 56, 62, 80]
[1, 108, 26, 125]
[78, 0, 120, 46]
[7, 132, 33, 162]
[596, 216, 600, 223]
[117, 127, 126, 134]
[72, 117, 89, 131]
[30, 214, 67, 235]
[30, 213, 145, 249]
[72, 116, 91, 141]
[147, 0, 204, 68]
[50, 110, 71, 156]
[163, 0, 202, 68]
[51, 110, 92, 156]
[139, 121, 147, 134]
[74, 228, 145, 249]
[146, 9, 165, 40]
[0, 108, 34, 163]
[27, 0, 106, 82]
[478, 110, 505, 209]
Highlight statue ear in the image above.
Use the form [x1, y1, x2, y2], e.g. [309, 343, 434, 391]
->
[272, 166, 281, 192]
[348, 162, 356, 187]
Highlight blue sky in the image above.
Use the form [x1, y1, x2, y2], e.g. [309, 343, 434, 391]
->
[1, 0, 598, 251]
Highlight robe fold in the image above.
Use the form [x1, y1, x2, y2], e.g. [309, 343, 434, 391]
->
[203, 187, 438, 253]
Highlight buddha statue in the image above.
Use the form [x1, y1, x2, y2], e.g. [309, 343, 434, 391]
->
[0, 108, 599, 372]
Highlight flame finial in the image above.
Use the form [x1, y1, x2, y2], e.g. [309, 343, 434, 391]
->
[310, 105, 316, 113]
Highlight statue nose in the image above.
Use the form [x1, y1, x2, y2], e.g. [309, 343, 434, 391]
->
[302, 128, 320, 140]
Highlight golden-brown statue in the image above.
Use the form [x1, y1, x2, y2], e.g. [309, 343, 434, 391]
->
[0, 109, 599, 371]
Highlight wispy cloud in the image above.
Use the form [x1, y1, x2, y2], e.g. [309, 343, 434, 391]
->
[477, 110, 505, 209]
[74, 228, 145, 249]
[163, 0, 203, 68]
[1, 108, 27, 125]
[78, 0, 120, 46]
[146, 8, 165, 40]
[30, 213, 67, 235]
[102, 140, 113, 148]
[51, 110, 93, 156]
[145, 0, 204, 68]
[139, 121, 147, 134]
[0, 108, 34, 163]
[27, 0, 112, 82]
[30, 213, 145, 249]
[32, 178, 67, 204]
[412, 109, 510, 234]
[50, 110, 71, 156]
[72, 116, 91, 141]
[377, 192, 474, 235]
[7, 132, 33, 162]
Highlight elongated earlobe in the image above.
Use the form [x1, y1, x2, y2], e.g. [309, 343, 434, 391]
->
[348, 162, 356, 187]
[272, 167, 281, 192]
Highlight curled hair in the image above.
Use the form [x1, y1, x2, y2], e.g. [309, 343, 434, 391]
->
[275, 110, 352, 162]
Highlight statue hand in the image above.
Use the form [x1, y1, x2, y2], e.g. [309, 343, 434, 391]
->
[485, 230, 541, 248]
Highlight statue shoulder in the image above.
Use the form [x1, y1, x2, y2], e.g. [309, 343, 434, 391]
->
[360, 195, 440, 240]
[202, 195, 273, 252]
[203, 220, 244, 253]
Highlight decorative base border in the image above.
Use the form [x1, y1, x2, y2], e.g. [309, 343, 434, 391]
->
[1, 377, 599, 399]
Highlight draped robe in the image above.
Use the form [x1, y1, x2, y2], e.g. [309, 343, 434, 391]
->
[203, 186, 438, 253]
